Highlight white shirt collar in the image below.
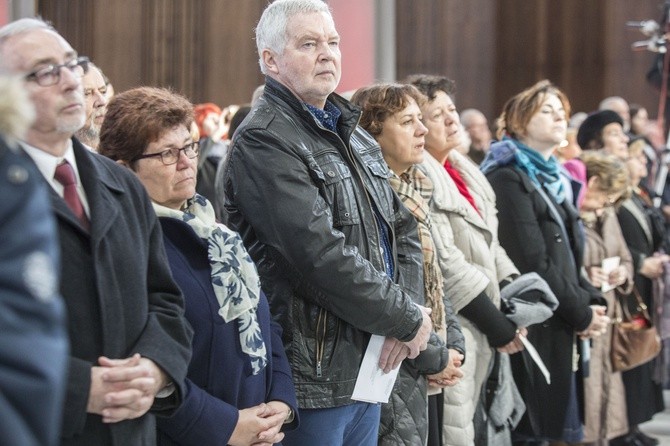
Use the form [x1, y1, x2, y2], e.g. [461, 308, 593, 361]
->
[21, 139, 79, 184]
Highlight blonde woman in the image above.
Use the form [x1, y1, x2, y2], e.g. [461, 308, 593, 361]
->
[579, 151, 633, 445]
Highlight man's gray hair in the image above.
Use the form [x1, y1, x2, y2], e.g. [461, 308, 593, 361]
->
[0, 17, 56, 69]
[598, 96, 627, 111]
[255, 0, 331, 75]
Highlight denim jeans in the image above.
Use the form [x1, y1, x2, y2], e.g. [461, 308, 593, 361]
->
[282, 402, 381, 446]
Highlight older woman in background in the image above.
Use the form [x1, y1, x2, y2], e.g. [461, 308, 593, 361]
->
[98, 86, 298, 446]
[483, 80, 609, 444]
[407, 74, 528, 446]
[578, 151, 633, 445]
[352, 83, 465, 446]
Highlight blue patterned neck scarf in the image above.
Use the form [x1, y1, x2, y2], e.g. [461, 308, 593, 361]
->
[153, 194, 267, 375]
[483, 137, 565, 204]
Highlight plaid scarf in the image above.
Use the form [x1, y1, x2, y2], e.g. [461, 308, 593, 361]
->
[390, 166, 445, 332]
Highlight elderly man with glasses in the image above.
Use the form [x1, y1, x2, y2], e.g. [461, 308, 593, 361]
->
[0, 17, 192, 446]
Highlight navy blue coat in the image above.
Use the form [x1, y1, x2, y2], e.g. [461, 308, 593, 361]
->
[0, 138, 68, 446]
[156, 217, 298, 445]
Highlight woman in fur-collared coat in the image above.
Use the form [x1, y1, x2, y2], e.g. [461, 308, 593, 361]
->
[579, 152, 633, 445]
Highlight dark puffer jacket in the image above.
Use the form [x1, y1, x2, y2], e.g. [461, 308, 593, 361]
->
[223, 77, 425, 409]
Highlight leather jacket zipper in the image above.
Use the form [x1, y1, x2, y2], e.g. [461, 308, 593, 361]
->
[317, 116, 397, 272]
[315, 308, 327, 377]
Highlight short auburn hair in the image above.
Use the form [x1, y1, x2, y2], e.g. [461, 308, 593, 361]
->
[351, 83, 426, 137]
[98, 86, 193, 168]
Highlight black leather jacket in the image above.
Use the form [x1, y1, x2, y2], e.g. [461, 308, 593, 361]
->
[223, 78, 424, 408]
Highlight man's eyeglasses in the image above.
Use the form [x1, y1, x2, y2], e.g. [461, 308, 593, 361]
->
[24, 56, 90, 87]
[133, 142, 200, 165]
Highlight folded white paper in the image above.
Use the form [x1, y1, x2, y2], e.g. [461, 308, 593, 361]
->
[351, 335, 400, 403]
[519, 334, 551, 385]
[601, 256, 620, 293]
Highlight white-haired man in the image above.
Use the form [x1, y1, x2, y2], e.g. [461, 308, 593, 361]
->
[223, 0, 433, 444]
[74, 62, 108, 150]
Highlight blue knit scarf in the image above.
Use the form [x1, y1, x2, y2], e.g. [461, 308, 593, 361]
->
[481, 137, 565, 204]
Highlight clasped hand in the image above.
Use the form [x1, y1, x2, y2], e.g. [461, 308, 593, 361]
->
[578, 305, 610, 339]
[639, 254, 670, 279]
[427, 348, 464, 388]
[229, 401, 290, 446]
[87, 353, 167, 423]
[378, 305, 432, 373]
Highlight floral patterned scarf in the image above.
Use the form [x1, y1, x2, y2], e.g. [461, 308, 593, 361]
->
[153, 194, 267, 375]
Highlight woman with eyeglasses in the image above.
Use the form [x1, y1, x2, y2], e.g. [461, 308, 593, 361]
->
[98, 86, 298, 446]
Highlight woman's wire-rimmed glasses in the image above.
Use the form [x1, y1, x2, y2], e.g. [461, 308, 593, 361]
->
[132, 142, 200, 165]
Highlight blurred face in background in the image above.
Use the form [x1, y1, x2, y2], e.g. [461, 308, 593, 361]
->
[625, 145, 648, 187]
[600, 123, 629, 160]
[631, 107, 649, 136]
[463, 111, 491, 148]
[77, 66, 108, 146]
[604, 98, 630, 133]
[581, 176, 622, 213]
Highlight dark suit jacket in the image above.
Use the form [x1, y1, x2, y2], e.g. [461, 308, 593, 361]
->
[486, 165, 603, 439]
[28, 139, 193, 446]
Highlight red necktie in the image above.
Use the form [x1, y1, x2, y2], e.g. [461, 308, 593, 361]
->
[54, 160, 89, 229]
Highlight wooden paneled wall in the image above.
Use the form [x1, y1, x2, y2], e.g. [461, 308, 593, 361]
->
[39, 0, 266, 108]
[39, 0, 666, 122]
[396, 0, 664, 121]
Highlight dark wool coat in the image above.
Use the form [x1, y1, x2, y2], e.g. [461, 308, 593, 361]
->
[486, 165, 603, 440]
[156, 217, 298, 445]
[35, 139, 193, 446]
[617, 194, 666, 425]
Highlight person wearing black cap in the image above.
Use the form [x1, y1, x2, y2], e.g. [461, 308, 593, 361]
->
[577, 110, 630, 159]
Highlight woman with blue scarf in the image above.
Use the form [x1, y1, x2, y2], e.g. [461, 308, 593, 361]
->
[482, 80, 609, 445]
[98, 87, 298, 446]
